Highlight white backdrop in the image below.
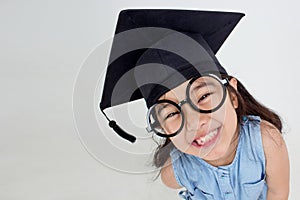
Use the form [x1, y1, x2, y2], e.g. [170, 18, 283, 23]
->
[1, 0, 299, 199]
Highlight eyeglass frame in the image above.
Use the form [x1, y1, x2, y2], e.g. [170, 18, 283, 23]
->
[146, 73, 229, 138]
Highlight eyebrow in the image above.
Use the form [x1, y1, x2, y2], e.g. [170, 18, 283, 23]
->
[157, 103, 172, 116]
[190, 81, 215, 93]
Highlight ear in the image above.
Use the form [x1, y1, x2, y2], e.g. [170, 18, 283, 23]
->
[229, 77, 238, 90]
[229, 78, 238, 108]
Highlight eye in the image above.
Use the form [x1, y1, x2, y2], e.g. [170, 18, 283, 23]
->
[198, 92, 212, 103]
[164, 111, 180, 120]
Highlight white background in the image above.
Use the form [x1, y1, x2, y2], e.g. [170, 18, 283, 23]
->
[1, 0, 299, 199]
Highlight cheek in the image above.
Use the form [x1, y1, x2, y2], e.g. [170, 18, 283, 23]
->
[215, 95, 237, 122]
[170, 134, 190, 152]
[210, 103, 227, 124]
[210, 96, 238, 137]
[221, 99, 238, 138]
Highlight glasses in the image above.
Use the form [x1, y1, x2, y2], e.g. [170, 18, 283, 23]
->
[146, 74, 229, 137]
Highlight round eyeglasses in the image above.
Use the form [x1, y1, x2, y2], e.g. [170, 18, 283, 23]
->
[146, 74, 229, 137]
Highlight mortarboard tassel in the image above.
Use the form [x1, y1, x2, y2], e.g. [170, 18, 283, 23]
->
[101, 109, 136, 143]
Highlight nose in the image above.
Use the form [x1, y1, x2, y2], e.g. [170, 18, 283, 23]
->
[183, 104, 208, 132]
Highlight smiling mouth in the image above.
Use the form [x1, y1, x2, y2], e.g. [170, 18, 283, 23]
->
[192, 128, 220, 147]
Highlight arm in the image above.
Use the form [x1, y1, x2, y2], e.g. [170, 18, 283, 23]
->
[260, 120, 290, 200]
[160, 157, 182, 189]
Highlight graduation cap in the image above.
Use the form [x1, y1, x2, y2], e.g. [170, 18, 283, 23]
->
[100, 9, 245, 143]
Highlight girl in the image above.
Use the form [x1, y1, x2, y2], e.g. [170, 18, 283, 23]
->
[151, 73, 290, 199]
[100, 9, 290, 200]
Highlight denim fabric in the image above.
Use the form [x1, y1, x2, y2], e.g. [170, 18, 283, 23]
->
[170, 116, 267, 200]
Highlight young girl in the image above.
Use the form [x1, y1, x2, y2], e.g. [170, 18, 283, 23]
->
[100, 9, 290, 200]
[151, 73, 290, 199]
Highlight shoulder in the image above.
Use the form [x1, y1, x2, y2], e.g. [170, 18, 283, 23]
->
[260, 119, 289, 176]
[260, 120, 285, 151]
[160, 157, 182, 189]
[259, 120, 290, 198]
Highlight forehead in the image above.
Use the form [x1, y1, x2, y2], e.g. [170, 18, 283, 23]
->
[159, 79, 190, 101]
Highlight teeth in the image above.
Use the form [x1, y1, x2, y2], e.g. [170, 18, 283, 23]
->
[196, 129, 218, 145]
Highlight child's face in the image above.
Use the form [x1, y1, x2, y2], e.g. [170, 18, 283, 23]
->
[159, 77, 239, 163]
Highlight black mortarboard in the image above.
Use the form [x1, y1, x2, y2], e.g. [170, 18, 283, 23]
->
[100, 9, 245, 142]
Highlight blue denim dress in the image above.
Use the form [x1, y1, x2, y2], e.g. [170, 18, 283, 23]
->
[170, 116, 267, 200]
